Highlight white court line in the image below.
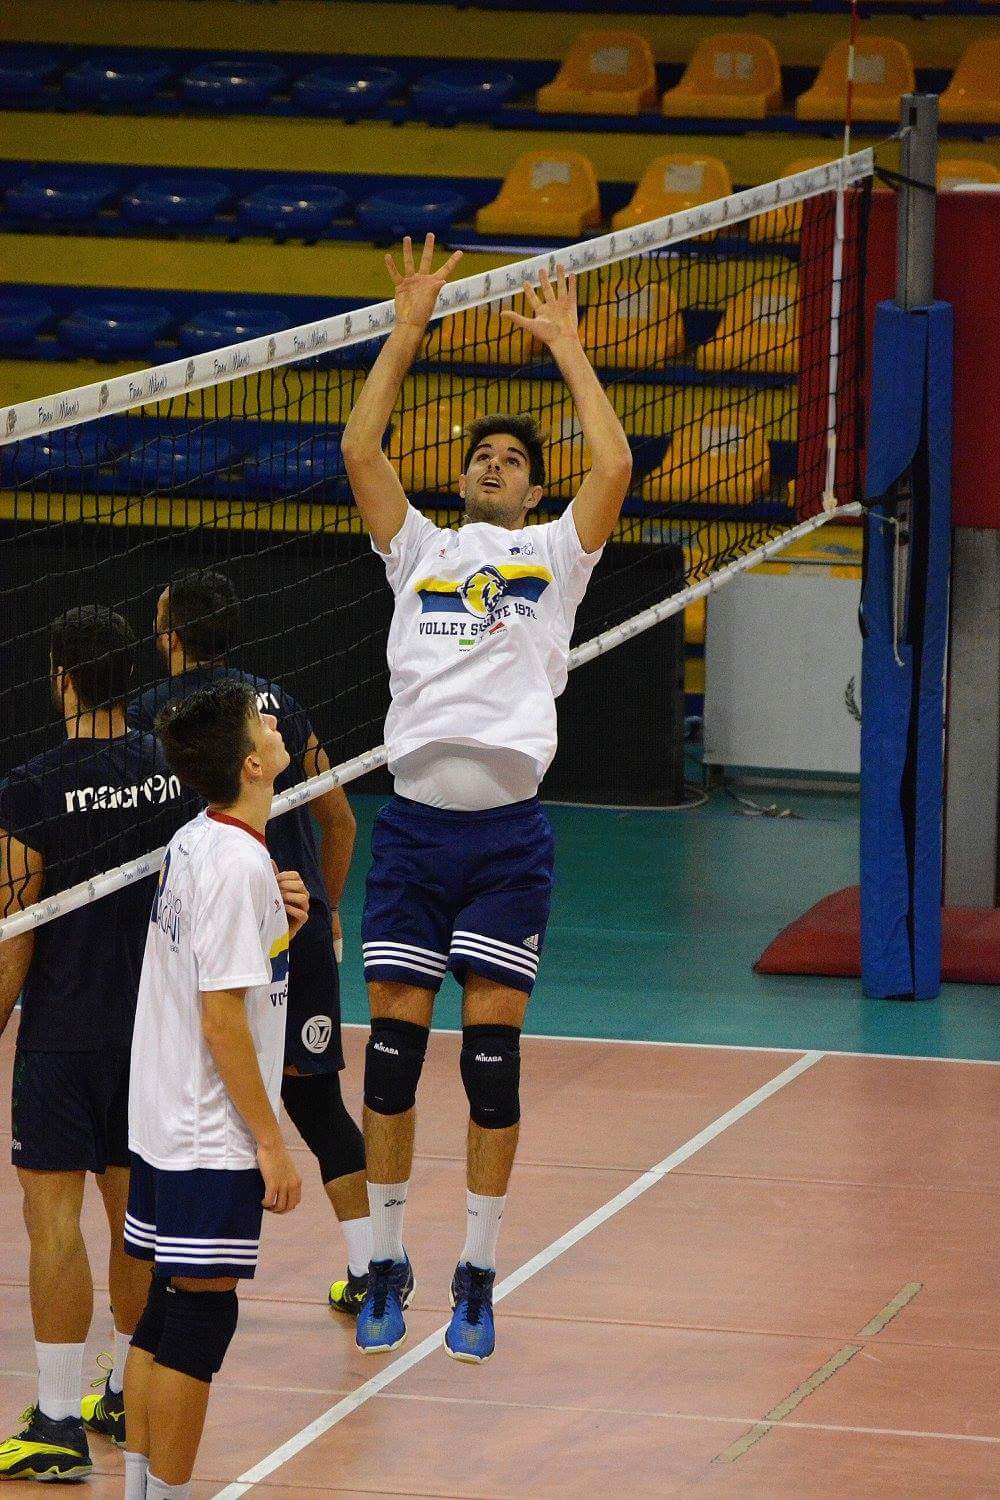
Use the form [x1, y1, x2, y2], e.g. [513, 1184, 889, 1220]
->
[212, 1049, 823, 1499]
[340, 1021, 1000, 1069]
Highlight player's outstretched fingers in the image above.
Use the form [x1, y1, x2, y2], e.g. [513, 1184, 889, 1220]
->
[419, 231, 435, 273]
[402, 234, 414, 276]
[521, 277, 543, 313]
[385, 253, 402, 285]
[439, 248, 464, 280]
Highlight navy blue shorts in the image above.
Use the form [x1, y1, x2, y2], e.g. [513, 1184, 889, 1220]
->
[124, 1154, 264, 1280]
[285, 901, 345, 1076]
[11, 1047, 130, 1173]
[362, 795, 555, 996]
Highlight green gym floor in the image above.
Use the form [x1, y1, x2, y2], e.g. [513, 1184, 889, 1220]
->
[338, 788, 998, 1063]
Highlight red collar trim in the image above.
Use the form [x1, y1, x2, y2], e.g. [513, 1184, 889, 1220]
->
[207, 809, 268, 848]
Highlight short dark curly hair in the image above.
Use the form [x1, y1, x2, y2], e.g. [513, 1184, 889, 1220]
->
[155, 679, 257, 807]
[164, 569, 239, 664]
[463, 413, 546, 488]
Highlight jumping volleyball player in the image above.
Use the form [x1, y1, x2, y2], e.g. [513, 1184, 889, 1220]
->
[341, 233, 632, 1360]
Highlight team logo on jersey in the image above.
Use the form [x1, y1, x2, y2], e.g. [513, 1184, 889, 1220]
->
[413, 563, 552, 618]
[301, 1015, 332, 1054]
[269, 930, 290, 988]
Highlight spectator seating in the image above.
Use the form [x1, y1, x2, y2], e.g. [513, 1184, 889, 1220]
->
[695, 278, 799, 376]
[939, 39, 1000, 125]
[58, 300, 173, 358]
[936, 156, 1000, 187]
[476, 150, 601, 238]
[0, 46, 61, 104]
[544, 404, 590, 499]
[292, 62, 401, 116]
[389, 395, 475, 493]
[612, 153, 732, 230]
[1, 427, 117, 484]
[62, 53, 173, 110]
[236, 179, 350, 236]
[243, 432, 345, 497]
[579, 278, 685, 369]
[661, 33, 783, 121]
[796, 37, 915, 122]
[179, 58, 285, 111]
[355, 183, 468, 238]
[6, 167, 120, 224]
[410, 65, 518, 123]
[640, 408, 771, 505]
[121, 176, 231, 230]
[177, 305, 293, 356]
[120, 431, 237, 490]
[425, 305, 537, 366]
[536, 29, 657, 117]
[0, 292, 54, 348]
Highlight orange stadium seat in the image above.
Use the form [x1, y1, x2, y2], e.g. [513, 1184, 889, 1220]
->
[695, 278, 799, 376]
[660, 34, 782, 121]
[579, 276, 684, 369]
[536, 30, 658, 116]
[939, 40, 1000, 126]
[425, 304, 537, 366]
[796, 37, 915, 123]
[612, 153, 732, 230]
[389, 394, 475, 493]
[543, 404, 592, 499]
[936, 157, 1000, 189]
[748, 156, 836, 243]
[640, 408, 771, 506]
[476, 150, 601, 238]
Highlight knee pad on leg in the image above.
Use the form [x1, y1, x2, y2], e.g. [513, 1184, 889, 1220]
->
[363, 1018, 429, 1116]
[281, 1072, 366, 1184]
[460, 1025, 521, 1129]
[154, 1286, 239, 1385]
[130, 1274, 172, 1357]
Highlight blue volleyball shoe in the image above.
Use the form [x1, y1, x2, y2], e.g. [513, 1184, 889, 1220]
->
[355, 1255, 415, 1353]
[445, 1262, 496, 1363]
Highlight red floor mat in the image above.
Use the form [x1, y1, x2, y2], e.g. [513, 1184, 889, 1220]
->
[755, 886, 1000, 986]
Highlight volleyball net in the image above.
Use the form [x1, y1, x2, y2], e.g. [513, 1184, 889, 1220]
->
[0, 149, 874, 936]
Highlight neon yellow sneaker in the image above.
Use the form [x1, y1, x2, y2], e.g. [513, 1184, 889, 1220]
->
[0, 1405, 93, 1481]
[328, 1267, 368, 1316]
[80, 1357, 125, 1446]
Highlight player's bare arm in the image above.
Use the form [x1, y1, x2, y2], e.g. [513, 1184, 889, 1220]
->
[503, 266, 632, 552]
[342, 232, 463, 552]
[303, 733, 356, 952]
[200, 987, 302, 1213]
[0, 830, 42, 1036]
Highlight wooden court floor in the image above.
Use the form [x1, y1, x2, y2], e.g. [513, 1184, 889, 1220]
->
[2, 1020, 999, 1498]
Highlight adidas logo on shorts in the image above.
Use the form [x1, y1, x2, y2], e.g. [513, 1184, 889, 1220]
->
[523, 933, 540, 952]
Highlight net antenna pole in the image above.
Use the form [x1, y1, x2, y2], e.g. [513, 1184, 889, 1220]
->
[821, 0, 860, 514]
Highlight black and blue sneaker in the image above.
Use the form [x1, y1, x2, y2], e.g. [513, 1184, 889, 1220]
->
[355, 1255, 415, 1354]
[445, 1262, 496, 1363]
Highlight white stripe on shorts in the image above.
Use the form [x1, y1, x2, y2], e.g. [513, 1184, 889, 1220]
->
[451, 931, 539, 970]
[449, 938, 538, 981]
[362, 940, 448, 968]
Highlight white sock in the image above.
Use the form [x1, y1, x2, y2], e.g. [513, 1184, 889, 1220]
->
[124, 1450, 149, 1500]
[146, 1476, 190, 1500]
[340, 1214, 373, 1279]
[35, 1340, 85, 1422]
[461, 1191, 505, 1272]
[367, 1180, 408, 1264]
[110, 1327, 131, 1395]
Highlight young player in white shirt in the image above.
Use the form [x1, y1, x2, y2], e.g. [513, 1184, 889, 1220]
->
[121, 680, 309, 1500]
[341, 233, 632, 1361]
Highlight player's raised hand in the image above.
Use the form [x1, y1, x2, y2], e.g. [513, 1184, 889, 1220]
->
[386, 232, 463, 333]
[501, 265, 580, 351]
[273, 863, 309, 940]
[258, 1139, 302, 1214]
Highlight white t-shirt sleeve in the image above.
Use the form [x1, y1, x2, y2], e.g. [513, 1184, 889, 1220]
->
[193, 849, 272, 992]
[543, 501, 605, 612]
[372, 504, 444, 594]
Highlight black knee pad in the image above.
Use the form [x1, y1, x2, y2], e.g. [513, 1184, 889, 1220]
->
[363, 1017, 429, 1116]
[281, 1072, 366, 1185]
[155, 1285, 239, 1385]
[130, 1273, 172, 1357]
[460, 1025, 521, 1129]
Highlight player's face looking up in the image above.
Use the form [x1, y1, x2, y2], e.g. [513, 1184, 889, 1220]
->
[249, 708, 290, 786]
[459, 435, 544, 529]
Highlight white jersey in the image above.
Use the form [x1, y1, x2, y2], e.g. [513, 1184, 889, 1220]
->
[376, 502, 603, 780]
[129, 809, 289, 1172]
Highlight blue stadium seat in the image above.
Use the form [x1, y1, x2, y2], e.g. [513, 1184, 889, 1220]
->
[0, 293, 53, 348]
[292, 63, 401, 116]
[179, 58, 285, 111]
[236, 180, 349, 237]
[177, 305, 292, 356]
[58, 300, 173, 358]
[6, 168, 120, 225]
[122, 176, 231, 229]
[355, 184, 467, 240]
[62, 53, 173, 109]
[244, 432, 345, 497]
[410, 65, 518, 123]
[0, 46, 61, 104]
[2, 428, 117, 485]
[120, 432, 236, 491]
